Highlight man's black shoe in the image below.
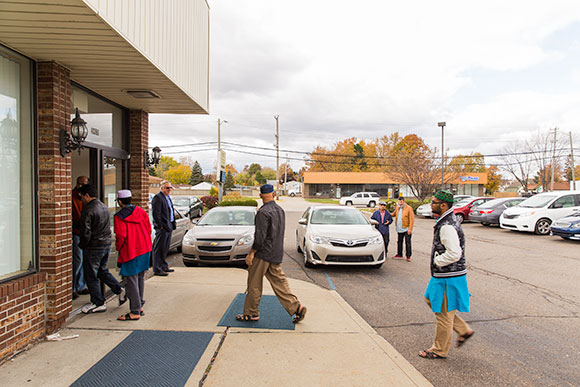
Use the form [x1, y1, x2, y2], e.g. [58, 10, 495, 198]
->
[72, 291, 79, 300]
[78, 288, 90, 295]
[154, 272, 169, 276]
[164, 269, 175, 273]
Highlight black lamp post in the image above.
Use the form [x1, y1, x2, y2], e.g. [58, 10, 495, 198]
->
[144, 146, 162, 169]
[60, 108, 88, 156]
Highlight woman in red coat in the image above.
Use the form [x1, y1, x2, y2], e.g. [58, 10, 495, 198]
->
[114, 190, 152, 321]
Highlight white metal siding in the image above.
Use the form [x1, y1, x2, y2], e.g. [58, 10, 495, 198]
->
[82, 0, 209, 111]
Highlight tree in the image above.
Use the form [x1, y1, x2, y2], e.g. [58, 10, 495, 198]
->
[247, 163, 262, 176]
[384, 133, 450, 201]
[189, 161, 204, 186]
[448, 153, 486, 173]
[279, 162, 297, 182]
[527, 130, 566, 192]
[534, 164, 563, 186]
[224, 171, 235, 192]
[498, 141, 534, 193]
[153, 156, 179, 179]
[563, 154, 580, 182]
[484, 165, 501, 195]
[306, 138, 379, 172]
[353, 142, 368, 171]
[255, 171, 266, 185]
[235, 172, 256, 186]
[164, 165, 191, 185]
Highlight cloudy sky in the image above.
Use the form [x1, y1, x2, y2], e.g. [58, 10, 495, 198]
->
[150, 0, 580, 174]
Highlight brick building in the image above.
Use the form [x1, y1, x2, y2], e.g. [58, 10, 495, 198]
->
[0, 0, 209, 362]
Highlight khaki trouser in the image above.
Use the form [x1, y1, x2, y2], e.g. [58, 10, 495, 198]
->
[424, 288, 471, 357]
[244, 257, 300, 317]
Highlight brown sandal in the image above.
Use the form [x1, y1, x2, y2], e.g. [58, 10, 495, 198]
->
[456, 331, 474, 347]
[235, 314, 259, 321]
[418, 349, 446, 359]
[117, 313, 140, 321]
[293, 305, 307, 323]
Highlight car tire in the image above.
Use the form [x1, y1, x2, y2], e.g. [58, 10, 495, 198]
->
[456, 213, 464, 224]
[560, 236, 570, 240]
[534, 218, 551, 235]
[481, 222, 489, 226]
[290, 192, 296, 197]
[296, 233, 303, 253]
[371, 263, 383, 269]
[368, 201, 376, 208]
[346, 201, 353, 206]
[183, 260, 199, 267]
[303, 248, 314, 268]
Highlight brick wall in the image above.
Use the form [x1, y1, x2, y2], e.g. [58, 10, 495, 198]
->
[0, 274, 46, 361]
[37, 61, 72, 333]
[129, 110, 150, 211]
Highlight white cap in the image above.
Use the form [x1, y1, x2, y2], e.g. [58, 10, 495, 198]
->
[117, 189, 132, 199]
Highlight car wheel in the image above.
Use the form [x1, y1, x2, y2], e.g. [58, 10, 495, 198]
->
[346, 201, 353, 206]
[481, 222, 489, 226]
[303, 247, 314, 268]
[368, 201, 376, 208]
[183, 260, 199, 267]
[296, 233, 303, 253]
[371, 263, 383, 269]
[534, 218, 551, 235]
[560, 236, 570, 240]
[290, 192, 296, 197]
[456, 213, 464, 224]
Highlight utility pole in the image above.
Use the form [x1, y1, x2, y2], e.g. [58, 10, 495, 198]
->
[438, 122, 446, 189]
[550, 127, 558, 192]
[571, 131, 576, 190]
[274, 115, 280, 196]
[284, 153, 289, 190]
[217, 118, 227, 203]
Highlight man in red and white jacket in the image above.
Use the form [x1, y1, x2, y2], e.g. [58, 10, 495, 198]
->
[114, 190, 152, 321]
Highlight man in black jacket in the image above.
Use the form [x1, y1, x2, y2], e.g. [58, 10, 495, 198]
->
[151, 180, 176, 276]
[236, 184, 307, 323]
[79, 184, 124, 314]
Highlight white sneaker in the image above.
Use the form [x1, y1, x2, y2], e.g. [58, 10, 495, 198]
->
[118, 287, 127, 306]
[81, 303, 107, 314]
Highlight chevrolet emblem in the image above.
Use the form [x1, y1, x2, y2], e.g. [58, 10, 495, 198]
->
[210, 242, 218, 246]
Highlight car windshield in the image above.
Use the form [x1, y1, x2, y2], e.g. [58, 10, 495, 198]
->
[518, 195, 557, 208]
[198, 209, 255, 225]
[453, 199, 472, 207]
[310, 208, 368, 225]
[173, 198, 190, 206]
[477, 199, 508, 209]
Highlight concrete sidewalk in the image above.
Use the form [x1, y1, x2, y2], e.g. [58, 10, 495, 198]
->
[2, 268, 431, 387]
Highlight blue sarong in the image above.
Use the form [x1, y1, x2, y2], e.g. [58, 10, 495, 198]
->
[424, 275, 470, 313]
[118, 252, 151, 277]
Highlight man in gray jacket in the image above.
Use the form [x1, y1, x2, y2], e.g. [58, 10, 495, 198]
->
[236, 184, 307, 323]
[79, 184, 124, 314]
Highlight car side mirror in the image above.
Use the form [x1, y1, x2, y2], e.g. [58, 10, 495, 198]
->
[298, 218, 307, 225]
[369, 219, 379, 225]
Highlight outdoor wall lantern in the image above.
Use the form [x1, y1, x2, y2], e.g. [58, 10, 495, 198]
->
[60, 108, 88, 157]
[144, 146, 162, 169]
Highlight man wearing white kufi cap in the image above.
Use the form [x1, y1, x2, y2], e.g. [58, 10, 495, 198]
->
[113, 189, 152, 321]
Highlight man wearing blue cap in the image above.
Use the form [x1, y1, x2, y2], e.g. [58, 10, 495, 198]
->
[236, 184, 307, 323]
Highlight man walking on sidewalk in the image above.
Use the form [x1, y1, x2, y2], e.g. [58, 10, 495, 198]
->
[419, 190, 474, 359]
[236, 184, 307, 323]
[151, 180, 176, 276]
[79, 184, 124, 314]
[371, 201, 393, 256]
[114, 190, 152, 321]
[392, 196, 414, 261]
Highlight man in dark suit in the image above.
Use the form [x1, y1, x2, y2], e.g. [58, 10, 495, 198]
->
[151, 180, 176, 276]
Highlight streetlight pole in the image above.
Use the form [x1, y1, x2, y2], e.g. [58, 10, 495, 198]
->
[438, 122, 446, 189]
[274, 115, 280, 196]
[217, 118, 227, 203]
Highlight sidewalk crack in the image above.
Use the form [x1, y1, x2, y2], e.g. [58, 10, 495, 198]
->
[199, 327, 228, 386]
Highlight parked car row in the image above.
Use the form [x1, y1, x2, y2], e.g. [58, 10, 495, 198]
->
[416, 195, 475, 219]
[172, 196, 203, 219]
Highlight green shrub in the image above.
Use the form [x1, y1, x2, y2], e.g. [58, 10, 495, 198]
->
[219, 199, 258, 207]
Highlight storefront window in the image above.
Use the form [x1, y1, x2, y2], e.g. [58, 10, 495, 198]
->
[0, 46, 34, 280]
[71, 86, 123, 148]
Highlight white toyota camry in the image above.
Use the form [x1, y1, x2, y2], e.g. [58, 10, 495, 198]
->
[296, 206, 385, 268]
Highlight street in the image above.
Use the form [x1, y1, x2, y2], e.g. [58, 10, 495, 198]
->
[170, 197, 580, 386]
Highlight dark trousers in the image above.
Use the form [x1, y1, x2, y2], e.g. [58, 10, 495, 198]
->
[153, 228, 172, 273]
[124, 271, 145, 314]
[72, 234, 85, 292]
[83, 247, 122, 306]
[381, 233, 389, 256]
[397, 232, 412, 257]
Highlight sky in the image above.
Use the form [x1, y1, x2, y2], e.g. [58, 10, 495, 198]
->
[150, 0, 580, 175]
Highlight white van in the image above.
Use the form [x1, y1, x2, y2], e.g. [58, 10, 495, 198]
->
[499, 191, 580, 235]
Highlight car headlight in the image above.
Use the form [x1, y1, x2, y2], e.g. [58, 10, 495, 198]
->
[571, 223, 580, 229]
[237, 233, 254, 246]
[183, 232, 196, 245]
[308, 234, 329, 244]
[519, 211, 535, 217]
[368, 236, 383, 244]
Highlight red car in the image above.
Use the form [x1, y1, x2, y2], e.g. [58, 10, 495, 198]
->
[453, 197, 495, 223]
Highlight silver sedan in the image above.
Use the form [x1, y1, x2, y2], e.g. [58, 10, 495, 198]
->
[296, 206, 385, 268]
[182, 206, 256, 266]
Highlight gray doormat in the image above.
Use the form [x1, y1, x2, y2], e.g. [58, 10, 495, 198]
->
[218, 293, 295, 330]
[71, 330, 213, 387]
